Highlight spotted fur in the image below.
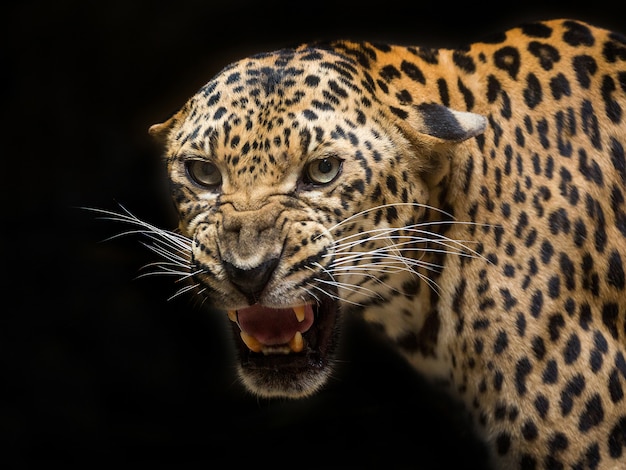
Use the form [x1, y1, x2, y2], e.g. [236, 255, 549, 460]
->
[147, 19, 626, 469]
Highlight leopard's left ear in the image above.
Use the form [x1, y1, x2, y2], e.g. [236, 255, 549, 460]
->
[397, 102, 487, 144]
[390, 102, 487, 187]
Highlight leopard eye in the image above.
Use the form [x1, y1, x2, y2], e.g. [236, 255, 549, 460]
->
[304, 156, 343, 185]
[186, 160, 222, 188]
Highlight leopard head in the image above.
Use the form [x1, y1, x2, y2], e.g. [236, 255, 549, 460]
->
[149, 46, 485, 398]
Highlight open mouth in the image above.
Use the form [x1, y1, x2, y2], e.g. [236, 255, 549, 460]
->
[227, 296, 338, 370]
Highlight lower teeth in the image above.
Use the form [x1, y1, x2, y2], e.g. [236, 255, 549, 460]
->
[239, 330, 305, 354]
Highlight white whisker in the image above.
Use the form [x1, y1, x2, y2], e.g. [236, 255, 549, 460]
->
[84, 205, 199, 302]
[324, 202, 456, 235]
[299, 286, 322, 304]
[315, 276, 385, 300]
[306, 282, 365, 307]
[317, 205, 489, 302]
[167, 283, 201, 301]
[331, 226, 486, 260]
[308, 262, 385, 302]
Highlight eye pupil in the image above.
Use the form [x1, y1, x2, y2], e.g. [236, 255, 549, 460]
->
[318, 159, 333, 173]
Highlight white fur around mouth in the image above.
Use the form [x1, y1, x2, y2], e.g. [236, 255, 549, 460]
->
[228, 305, 311, 354]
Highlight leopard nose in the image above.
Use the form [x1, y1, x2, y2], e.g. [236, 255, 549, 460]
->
[223, 257, 280, 301]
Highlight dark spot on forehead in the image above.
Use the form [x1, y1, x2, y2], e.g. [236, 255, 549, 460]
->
[244, 62, 306, 96]
[305, 75, 320, 87]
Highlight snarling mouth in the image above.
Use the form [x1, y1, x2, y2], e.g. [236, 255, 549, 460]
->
[227, 296, 338, 370]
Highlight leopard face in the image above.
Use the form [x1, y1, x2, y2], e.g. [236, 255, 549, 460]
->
[147, 19, 626, 469]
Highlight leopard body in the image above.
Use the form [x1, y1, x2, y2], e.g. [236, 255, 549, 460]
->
[149, 19, 626, 468]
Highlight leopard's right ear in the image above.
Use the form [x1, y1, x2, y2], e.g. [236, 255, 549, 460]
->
[148, 110, 183, 144]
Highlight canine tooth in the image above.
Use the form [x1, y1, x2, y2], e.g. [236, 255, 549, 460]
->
[289, 331, 304, 352]
[294, 305, 306, 322]
[228, 310, 237, 322]
[240, 331, 263, 353]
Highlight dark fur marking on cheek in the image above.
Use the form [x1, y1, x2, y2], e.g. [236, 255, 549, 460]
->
[346, 179, 365, 195]
[386, 205, 398, 223]
[386, 175, 398, 196]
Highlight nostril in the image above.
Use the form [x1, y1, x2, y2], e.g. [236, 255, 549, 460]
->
[223, 257, 280, 299]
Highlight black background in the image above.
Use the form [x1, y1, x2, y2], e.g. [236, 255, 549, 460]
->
[4, 2, 623, 467]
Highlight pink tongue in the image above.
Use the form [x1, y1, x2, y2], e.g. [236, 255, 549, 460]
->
[237, 304, 314, 345]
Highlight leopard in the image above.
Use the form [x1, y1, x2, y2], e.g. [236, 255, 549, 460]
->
[139, 18, 626, 469]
